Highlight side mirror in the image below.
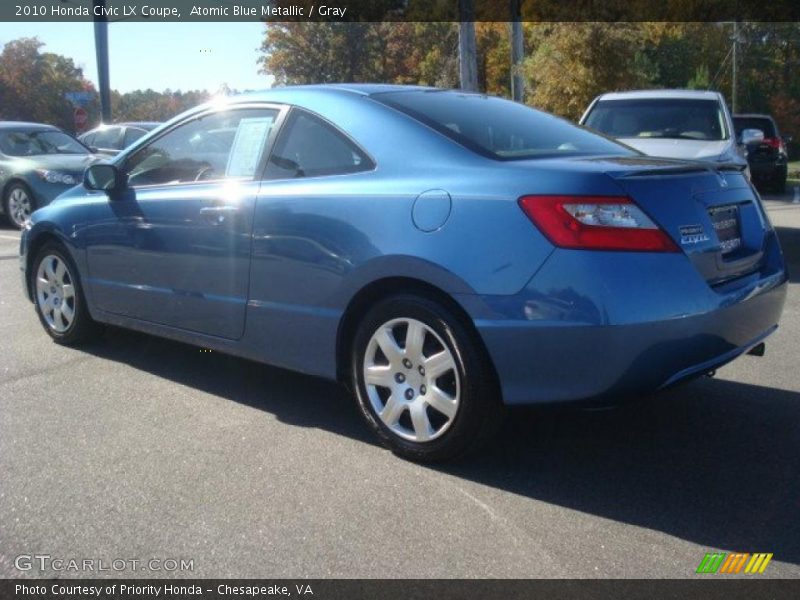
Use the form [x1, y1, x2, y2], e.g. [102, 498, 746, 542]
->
[741, 128, 765, 145]
[84, 164, 125, 195]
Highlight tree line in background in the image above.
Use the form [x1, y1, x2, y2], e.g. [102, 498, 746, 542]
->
[260, 22, 800, 150]
[1, 22, 799, 152]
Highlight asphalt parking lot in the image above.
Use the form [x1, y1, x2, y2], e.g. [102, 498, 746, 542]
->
[1, 191, 799, 579]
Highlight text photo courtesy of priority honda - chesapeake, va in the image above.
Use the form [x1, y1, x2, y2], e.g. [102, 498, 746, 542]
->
[0, 1, 799, 599]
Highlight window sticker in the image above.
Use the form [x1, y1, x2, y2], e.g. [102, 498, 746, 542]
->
[225, 116, 274, 178]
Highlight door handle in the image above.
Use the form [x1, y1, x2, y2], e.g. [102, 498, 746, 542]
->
[200, 205, 239, 225]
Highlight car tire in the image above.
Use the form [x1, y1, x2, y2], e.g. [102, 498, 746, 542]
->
[31, 242, 100, 345]
[3, 182, 37, 229]
[773, 171, 787, 195]
[351, 294, 504, 462]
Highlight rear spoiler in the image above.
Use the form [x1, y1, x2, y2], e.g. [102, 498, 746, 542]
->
[617, 161, 747, 179]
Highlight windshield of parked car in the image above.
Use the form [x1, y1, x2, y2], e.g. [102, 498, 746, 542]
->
[0, 129, 89, 156]
[373, 91, 632, 160]
[583, 98, 728, 141]
[733, 117, 776, 138]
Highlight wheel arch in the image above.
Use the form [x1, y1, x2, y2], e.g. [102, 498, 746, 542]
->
[2, 177, 31, 197]
[24, 228, 74, 301]
[1, 177, 34, 210]
[334, 276, 500, 394]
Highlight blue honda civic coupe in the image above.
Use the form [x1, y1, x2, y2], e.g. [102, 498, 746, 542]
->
[19, 85, 787, 461]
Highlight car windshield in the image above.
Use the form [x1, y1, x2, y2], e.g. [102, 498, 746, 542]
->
[373, 91, 631, 160]
[733, 117, 776, 138]
[584, 98, 728, 141]
[0, 129, 89, 156]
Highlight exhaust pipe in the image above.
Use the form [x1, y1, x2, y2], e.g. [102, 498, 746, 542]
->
[747, 342, 766, 357]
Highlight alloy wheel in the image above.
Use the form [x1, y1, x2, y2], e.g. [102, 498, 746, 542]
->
[7, 187, 32, 228]
[363, 318, 460, 442]
[35, 254, 76, 333]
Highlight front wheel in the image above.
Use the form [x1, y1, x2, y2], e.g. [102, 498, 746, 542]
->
[351, 294, 503, 462]
[31, 243, 99, 345]
[773, 173, 787, 195]
[3, 182, 36, 229]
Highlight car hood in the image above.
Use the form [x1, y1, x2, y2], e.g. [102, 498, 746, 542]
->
[11, 153, 103, 174]
[615, 138, 732, 161]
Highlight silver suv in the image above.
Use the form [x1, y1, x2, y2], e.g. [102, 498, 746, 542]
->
[580, 90, 753, 170]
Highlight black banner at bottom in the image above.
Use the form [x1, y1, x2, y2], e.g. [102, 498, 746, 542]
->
[2, 579, 800, 600]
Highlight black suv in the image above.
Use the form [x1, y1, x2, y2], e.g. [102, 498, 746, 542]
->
[733, 114, 791, 193]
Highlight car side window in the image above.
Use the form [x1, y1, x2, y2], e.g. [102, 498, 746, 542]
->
[82, 132, 96, 146]
[123, 108, 279, 187]
[92, 127, 122, 149]
[264, 110, 373, 179]
[123, 127, 147, 147]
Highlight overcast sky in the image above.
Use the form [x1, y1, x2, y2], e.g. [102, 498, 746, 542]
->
[0, 22, 274, 93]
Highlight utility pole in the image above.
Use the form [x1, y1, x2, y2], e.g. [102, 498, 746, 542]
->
[94, 0, 112, 122]
[458, 0, 478, 92]
[509, 0, 524, 102]
[731, 21, 739, 114]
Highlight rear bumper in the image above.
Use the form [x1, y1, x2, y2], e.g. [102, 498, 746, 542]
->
[461, 234, 788, 405]
[749, 160, 787, 179]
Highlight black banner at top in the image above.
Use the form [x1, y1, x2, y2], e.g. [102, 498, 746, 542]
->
[3, 0, 800, 23]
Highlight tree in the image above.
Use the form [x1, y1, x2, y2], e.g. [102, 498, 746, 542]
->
[523, 23, 649, 120]
[109, 88, 210, 123]
[259, 23, 385, 85]
[0, 37, 96, 131]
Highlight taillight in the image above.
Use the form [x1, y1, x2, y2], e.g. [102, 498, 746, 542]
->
[763, 137, 784, 152]
[519, 195, 679, 252]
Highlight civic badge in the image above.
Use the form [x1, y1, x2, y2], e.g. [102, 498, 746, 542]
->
[679, 224, 710, 245]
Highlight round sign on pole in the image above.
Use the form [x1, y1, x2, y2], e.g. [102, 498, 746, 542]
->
[73, 107, 88, 133]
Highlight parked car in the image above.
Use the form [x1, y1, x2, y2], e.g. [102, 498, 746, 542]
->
[19, 86, 787, 461]
[0, 122, 102, 229]
[580, 90, 749, 171]
[79, 122, 161, 156]
[733, 113, 790, 193]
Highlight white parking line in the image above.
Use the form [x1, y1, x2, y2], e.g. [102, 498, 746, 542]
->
[0, 234, 20, 241]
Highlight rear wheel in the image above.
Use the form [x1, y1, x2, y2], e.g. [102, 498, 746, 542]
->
[773, 169, 787, 195]
[3, 182, 36, 229]
[351, 294, 503, 462]
[31, 242, 99, 345]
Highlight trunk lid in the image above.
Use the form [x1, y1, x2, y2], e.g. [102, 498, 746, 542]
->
[602, 158, 769, 285]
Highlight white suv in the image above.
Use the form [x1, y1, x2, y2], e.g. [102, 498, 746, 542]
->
[580, 90, 751, 169]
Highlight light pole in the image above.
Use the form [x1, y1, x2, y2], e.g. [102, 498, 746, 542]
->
[509, 0, 524, 102]
[93, 0, 112, 122]
[458, 0, 478, 92]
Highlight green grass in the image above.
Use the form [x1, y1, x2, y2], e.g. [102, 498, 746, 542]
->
[788, 161, 800, 178]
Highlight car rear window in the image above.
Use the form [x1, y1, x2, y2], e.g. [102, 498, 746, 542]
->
[373, 91, 630, 161]
[584, 98, 728, 141]
[733, 117, 776, 138]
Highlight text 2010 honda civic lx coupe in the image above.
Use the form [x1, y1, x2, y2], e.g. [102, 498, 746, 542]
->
[19, 85, 788, 461]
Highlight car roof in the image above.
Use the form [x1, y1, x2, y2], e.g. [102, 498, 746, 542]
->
[228, 83, 438, 102]
[0, 121, 60, 131]
[250, 83, 439, 97]
[88, 121, 161, 130]
[118, 121, 161, 128]
[733, 113, 774, 120]
[595, 89, 722, 101]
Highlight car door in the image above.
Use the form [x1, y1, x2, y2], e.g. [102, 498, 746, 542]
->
[84, 104, 284, 340]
